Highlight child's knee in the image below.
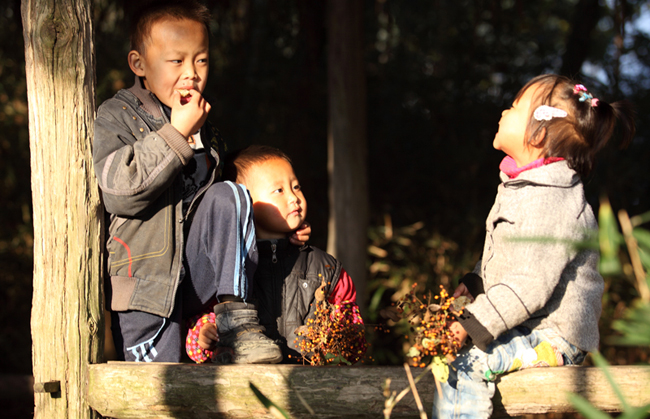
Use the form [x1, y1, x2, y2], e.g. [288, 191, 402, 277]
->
[203, 182, 250, 209]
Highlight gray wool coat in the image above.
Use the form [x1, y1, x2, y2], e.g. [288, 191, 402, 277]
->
[467, 160, 603, 352]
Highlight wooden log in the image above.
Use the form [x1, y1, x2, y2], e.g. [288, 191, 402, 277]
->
[22, 0, 102, 418]
[87, 363, 650, 418]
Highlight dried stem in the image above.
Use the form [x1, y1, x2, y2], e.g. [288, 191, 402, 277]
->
[404, 363, 428, 419]
[618, 209, 650, 303]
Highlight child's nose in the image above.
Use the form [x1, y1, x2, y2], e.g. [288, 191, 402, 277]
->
[182, 62, 198, 79]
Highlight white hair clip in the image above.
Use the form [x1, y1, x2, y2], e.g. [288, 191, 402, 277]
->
[533, 105, 568, 121]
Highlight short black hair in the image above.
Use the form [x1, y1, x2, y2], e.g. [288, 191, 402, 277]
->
[129, 0, 211, 54]
[223, 145, 293, 183]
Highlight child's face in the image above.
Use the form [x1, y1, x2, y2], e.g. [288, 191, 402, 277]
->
[493, 84, 543, 166]
[129, 18, 209, 108]
[244, 158, 307, 240]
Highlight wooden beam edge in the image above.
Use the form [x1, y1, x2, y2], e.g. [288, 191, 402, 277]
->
[87, 363, 650, 419]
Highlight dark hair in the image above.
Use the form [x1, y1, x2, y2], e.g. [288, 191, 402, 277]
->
[129, 0, 211, 54]
[517, 74, 635, 177]
[223, 145, 293, 183]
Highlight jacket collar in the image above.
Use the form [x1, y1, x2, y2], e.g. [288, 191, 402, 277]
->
[127, 76, 164, 119]
[257, 238, 307, 258]
[500, 159, 580, 188]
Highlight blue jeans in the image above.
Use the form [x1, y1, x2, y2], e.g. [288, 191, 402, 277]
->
[432, 327, 586, 419]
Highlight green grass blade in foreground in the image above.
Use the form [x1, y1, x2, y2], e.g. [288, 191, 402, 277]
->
[599, 200, 623, 276]
[567, 393, 612, 419]
[591, 351, 630, 411]
[249, 382, 291, 419]
[618, 404, 650, 419]
[610, 301, 650, 346]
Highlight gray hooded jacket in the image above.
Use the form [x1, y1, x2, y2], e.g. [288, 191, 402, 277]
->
[93, 77, 223, 318]
[465, 161, 603, 352]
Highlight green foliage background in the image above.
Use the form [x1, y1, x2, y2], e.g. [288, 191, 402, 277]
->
[1, 0, 650, 376]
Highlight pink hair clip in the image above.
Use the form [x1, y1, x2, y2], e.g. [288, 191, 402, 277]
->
[573, 84, 588, 94]
[534, 105, 568, 121]
[573, 84, 598, 106]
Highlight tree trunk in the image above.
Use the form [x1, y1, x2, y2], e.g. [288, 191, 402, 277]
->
[22, 0, 103, 418]
[560, 0, 600, 77]
[327, 0, 368, 314]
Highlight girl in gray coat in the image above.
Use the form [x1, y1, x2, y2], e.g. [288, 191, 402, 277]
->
[434, 74, 635, 419]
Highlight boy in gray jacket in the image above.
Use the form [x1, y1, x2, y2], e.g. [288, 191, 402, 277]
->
[434, 75, 635, 418]
[93, 0, 307, 363]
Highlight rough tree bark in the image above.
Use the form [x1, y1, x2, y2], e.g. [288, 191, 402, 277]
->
[22, 0, 102, 418]
[327, 0, 368, 314]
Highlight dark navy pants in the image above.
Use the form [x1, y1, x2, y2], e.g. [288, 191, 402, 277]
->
[111, 182, 258, 362]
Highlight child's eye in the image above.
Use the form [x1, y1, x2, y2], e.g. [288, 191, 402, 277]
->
[171, 60, 182, 64]
[197, 58, 208, 64]
[273, 188, 283, 194]
[294, 184, 301, 191]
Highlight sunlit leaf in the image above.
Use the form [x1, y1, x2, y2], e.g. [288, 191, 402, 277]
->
[249, 382, 291, 419]
[567, 393, 612, 419]
[617, 404, 650, 419]
[610, 301, 650, 347]
[430, 355, 449, 383]
[599, 201, 623, 275]
[637, 248, 650, 273]
[632, 228, 650, 252]
[591, 351, 630, 411]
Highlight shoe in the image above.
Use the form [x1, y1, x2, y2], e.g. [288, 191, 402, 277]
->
[213, 302, 283, 364]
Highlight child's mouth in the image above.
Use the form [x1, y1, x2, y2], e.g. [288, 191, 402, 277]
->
[177, 88, 193, 104]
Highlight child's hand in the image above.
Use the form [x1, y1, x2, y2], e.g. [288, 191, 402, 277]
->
[170, 88, 211, 139]
[453, 283, 474, 303]
[449, 321, 468, 348]
[289, 222, 311, 246]
[198, 322, 218, 351]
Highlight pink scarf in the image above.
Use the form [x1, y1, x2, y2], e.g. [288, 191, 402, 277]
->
[499, 156, 565, 179]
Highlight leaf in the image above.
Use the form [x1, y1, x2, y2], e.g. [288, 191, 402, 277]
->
[406, 346, 421, 358]
[249, 382, 291, 419]
[314, 279, 327, 302]
[637, 247, 650, 273]
[631, 211, 650, 228]
[430, 355, 449, 383]
[294, 325, 309, 336]
[618, 404, 650, 419]
[325, 353, 351, 365]
[567, 393, 612, 419]
[452, 296, 471, 311]
[599, 200, 623, 276]
[610, 301, 650, 347]
[632, 228, 650, 252]
[591, 351, 630, 411]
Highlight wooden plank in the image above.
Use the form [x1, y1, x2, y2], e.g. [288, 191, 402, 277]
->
[494, 365, 650, 417]
[87, 363, 650, 418]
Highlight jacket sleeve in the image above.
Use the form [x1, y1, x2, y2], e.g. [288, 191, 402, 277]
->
[328, 268, 357, 304]
[328, 269, 367, 364]
[185, 312, 215, 363]
[466, 191, 587, 341]
[93, 99, 195, 217]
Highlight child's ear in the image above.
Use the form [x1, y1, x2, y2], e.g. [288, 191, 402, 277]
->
[128, 50, 146, 77]
[530, 126, 547, 147]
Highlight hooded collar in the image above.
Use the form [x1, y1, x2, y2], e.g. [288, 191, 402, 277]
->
[127, 76, 165, 119]
[500, 158, 579, 188]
